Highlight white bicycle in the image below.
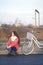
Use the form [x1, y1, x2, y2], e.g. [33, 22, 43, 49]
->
[21, 32, 43, 55]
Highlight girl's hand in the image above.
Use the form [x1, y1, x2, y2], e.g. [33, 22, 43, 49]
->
[7, 45, 11, 48]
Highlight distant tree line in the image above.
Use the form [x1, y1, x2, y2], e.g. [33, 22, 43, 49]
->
[0, 23, 43, 40]
[0, 24, 31, 39]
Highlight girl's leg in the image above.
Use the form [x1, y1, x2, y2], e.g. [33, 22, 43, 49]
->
[7, 47, 12, 54]
[11, 47, 17, 54]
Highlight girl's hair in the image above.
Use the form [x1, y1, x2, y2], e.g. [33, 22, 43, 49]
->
[12, 31, 20, 44]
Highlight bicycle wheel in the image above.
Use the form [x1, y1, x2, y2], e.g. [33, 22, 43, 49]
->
[21, 42, 34, 55]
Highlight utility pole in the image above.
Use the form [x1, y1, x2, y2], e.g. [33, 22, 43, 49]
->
[35, 9, 40, 26]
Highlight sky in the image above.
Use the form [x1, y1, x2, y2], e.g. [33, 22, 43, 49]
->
[0, 0, 43, 25]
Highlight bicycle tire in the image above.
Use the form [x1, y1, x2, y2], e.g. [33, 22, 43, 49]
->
[21, 42, 34, 55]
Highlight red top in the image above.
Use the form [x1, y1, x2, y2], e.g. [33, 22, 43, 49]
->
[7, 36, 19, 50]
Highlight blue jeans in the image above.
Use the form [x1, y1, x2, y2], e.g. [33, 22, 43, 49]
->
[7, 46, 17, 54]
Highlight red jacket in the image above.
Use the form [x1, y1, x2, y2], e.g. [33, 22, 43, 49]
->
[7, 36, 19, 50]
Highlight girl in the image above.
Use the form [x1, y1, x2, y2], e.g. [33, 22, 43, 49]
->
[6, 31, 20, 56]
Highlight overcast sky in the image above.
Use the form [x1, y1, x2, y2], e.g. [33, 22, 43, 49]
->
[0, 0, 43, 25]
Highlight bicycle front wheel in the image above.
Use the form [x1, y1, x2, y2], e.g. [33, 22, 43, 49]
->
[21, 42, 34, 55]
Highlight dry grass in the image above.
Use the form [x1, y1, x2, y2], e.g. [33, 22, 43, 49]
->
[34, 27, 43, 39]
